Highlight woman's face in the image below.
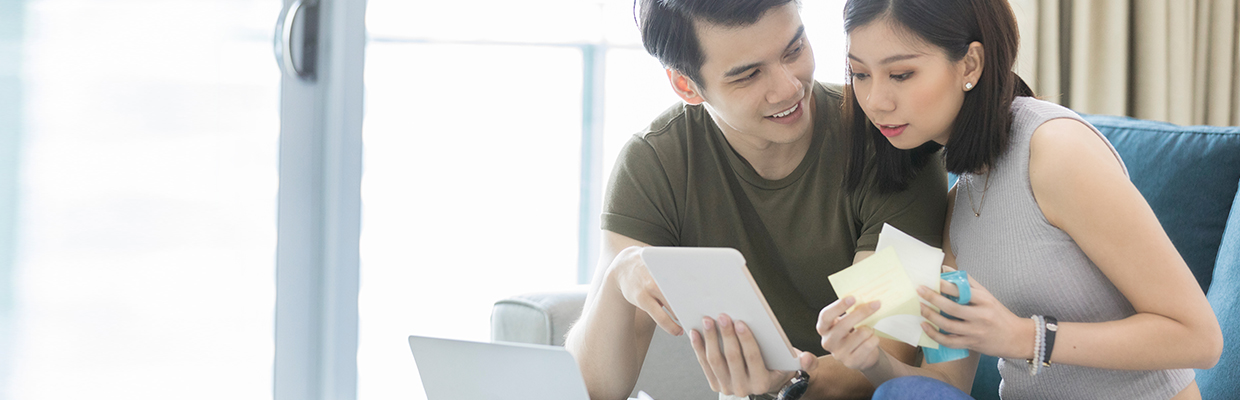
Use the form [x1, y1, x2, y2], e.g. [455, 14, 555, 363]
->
[846, 18, 975, 149]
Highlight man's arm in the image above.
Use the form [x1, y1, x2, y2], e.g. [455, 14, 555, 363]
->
[565, 230, 682, 400]
[802, 250, 921, 399]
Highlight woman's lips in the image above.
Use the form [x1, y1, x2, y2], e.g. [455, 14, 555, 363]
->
[878, 124, 907, 138]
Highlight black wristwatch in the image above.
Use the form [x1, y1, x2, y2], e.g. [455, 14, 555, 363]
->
[775, 370, 810, 400]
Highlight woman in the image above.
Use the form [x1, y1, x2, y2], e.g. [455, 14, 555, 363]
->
[814, 0, 1223, 399]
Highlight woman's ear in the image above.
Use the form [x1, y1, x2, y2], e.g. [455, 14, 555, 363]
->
[667, 69, 705, 105]
[961, 41, 984, 91]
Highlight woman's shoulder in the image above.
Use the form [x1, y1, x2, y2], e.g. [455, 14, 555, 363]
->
[1010, 96, 1085, 135]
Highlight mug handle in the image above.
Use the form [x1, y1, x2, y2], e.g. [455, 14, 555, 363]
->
[940, 270, 971, 305]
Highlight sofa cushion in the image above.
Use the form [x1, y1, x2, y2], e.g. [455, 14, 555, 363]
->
[1083, 114, 1240, 292]
[1196, 183, 1240, 397]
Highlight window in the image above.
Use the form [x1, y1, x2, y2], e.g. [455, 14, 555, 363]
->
[0, 2, 846, 399]
[1, 1, 281, 399]
[359, 1, 845, 399]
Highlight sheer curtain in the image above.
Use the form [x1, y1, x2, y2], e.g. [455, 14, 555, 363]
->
[1010, 0, 1239, 126]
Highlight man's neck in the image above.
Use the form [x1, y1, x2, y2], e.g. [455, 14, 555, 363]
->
[715, 94, 816, 181]
[724, 130, 813, 180]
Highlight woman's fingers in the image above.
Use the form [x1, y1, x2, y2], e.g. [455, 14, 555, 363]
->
[921, 303, 968, 333]
[939, 278, 962, 298]
[816, 296, 856, 334]
[834, 325, 877, 369]
[846, 330, 883, 370]
[922, 321, 965, 349]
[918, 286, 968, 317]
[821, 301, 881, 353]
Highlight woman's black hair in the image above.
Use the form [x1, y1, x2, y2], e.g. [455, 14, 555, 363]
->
[843, 0, 1035, 193]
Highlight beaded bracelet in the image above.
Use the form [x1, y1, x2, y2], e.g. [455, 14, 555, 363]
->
[1027, 315, 1045, 376]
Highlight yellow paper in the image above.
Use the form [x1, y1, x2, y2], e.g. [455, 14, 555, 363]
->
[827, 247, 938, 348]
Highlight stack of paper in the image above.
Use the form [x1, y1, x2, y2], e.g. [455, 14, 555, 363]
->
[827, 224, 945, 348]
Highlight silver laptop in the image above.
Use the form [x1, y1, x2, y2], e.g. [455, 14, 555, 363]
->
[408, 335, 590, 400]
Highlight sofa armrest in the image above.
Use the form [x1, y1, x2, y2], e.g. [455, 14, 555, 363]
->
[491, 287, 717, 400]
[490, 286, 588, 346]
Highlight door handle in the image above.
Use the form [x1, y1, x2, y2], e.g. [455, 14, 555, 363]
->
[274, 0, 317, 80]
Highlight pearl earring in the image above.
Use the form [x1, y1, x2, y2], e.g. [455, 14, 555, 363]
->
[965, 82, 974, 90]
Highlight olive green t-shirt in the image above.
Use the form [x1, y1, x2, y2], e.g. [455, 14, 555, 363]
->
[601, 81, 947, 356]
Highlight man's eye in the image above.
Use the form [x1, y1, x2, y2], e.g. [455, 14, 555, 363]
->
[737, 70, 759, 82]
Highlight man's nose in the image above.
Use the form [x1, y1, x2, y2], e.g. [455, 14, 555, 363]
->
[767, 65, 803, 105]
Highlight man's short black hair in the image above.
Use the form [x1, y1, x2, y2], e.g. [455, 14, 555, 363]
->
[636, 0, 797, 87]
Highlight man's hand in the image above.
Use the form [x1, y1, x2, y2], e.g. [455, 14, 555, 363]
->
[688, 313, 818, 397]
[609, 246, 683, 336]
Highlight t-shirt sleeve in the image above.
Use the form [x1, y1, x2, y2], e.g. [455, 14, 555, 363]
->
[600, 135, 680, 246]
[855, 152, 948, 251]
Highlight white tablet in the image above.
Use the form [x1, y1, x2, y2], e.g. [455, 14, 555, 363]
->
[641, 246, 800, 371]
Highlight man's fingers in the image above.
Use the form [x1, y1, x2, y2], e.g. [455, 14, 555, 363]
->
[689, 329, 721, 392]
[735, 321, 772, 378]
[735, 321, 768, 372]
[735, 321, 778, 394]
[651, 289, 681, 322]
[637, 296, 683, 336]
[701, 317, 732, 392]
[798, 351, 818, 372]
[717, 315, 749, 395]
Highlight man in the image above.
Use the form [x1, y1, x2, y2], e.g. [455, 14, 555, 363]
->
[564, 1, 947, 399]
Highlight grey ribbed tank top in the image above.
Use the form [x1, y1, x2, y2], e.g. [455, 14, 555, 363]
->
[949, 97, 1194, 399]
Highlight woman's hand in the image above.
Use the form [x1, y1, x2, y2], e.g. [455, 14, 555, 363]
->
[816, 296, 885, 371]
[918, 274, 1031, 360]
[688, 314, 818, 397]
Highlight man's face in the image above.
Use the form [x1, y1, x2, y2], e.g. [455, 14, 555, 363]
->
[691, 3, 816, 148]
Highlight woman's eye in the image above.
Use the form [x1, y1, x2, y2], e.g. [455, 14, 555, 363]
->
[891, 72, 913, 81]
[850, 72, 870, 80]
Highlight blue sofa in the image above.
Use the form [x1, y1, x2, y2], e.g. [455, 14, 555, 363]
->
[967, 115, 1240, 399]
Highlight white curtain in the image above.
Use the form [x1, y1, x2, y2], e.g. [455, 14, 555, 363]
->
[1010, 0, 1239, 126]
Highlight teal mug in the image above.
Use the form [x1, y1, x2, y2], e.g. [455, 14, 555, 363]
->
[923, 270, 971, 364]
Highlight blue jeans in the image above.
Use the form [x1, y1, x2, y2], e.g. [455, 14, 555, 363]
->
[873, 376, 972, 400]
